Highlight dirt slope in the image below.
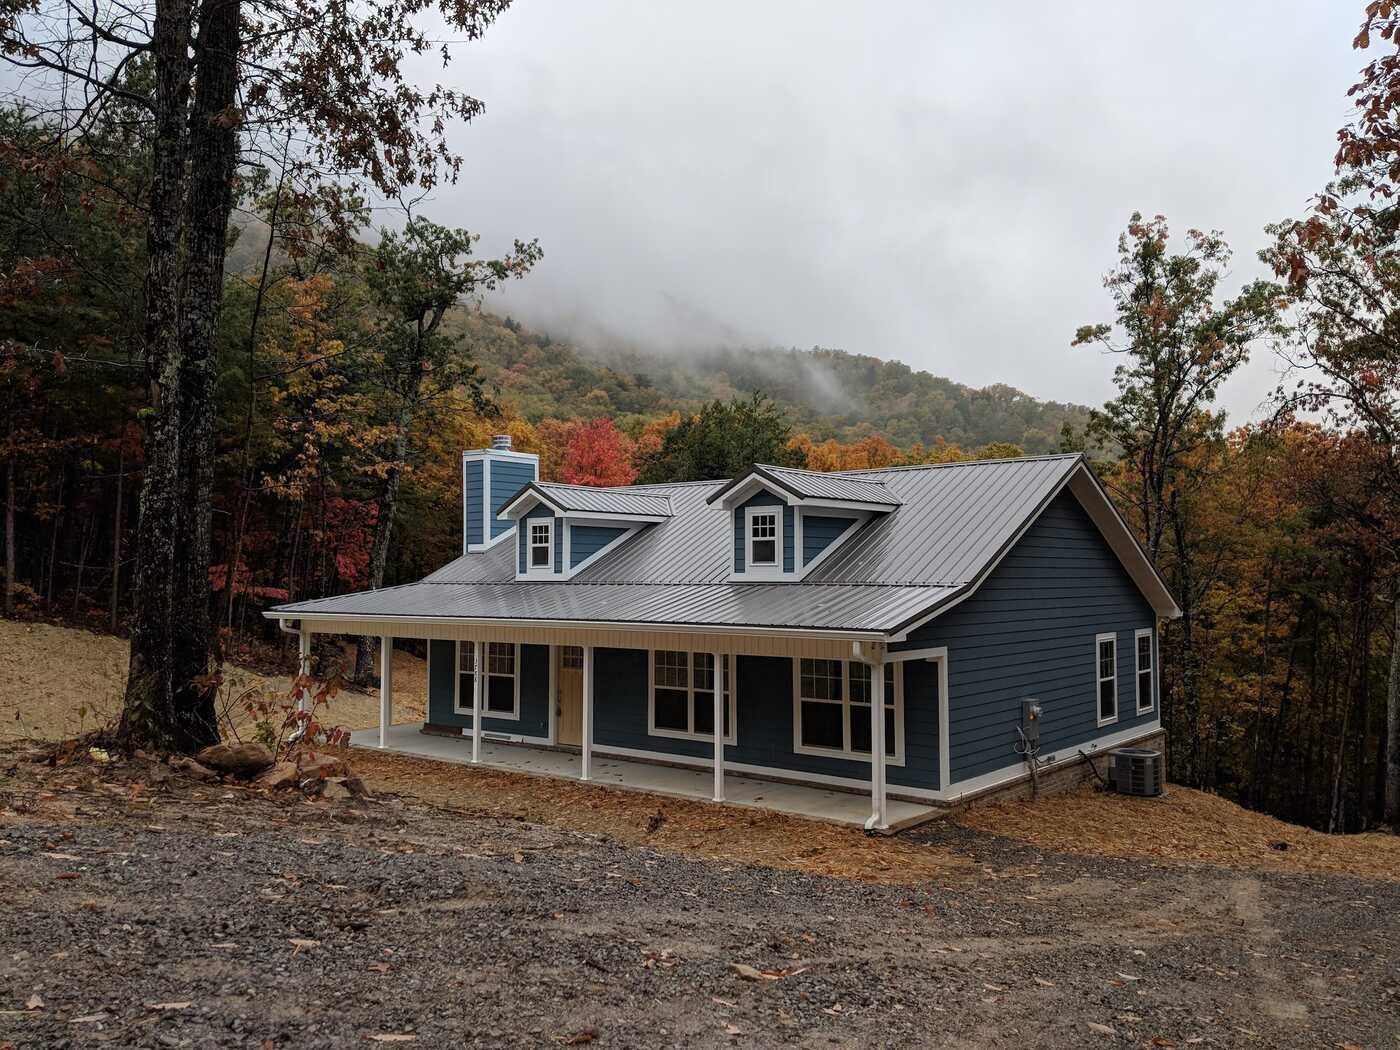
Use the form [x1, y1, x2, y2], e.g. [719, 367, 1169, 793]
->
[0, 618, 425, 742]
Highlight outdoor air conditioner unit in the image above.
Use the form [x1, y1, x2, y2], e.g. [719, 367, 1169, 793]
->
[1108, 748, 1163, 797]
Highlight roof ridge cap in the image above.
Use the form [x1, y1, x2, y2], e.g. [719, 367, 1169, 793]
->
[840, 452, 1083, 475]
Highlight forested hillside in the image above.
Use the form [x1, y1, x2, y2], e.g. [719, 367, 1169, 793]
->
[451, 310, 1089, 454]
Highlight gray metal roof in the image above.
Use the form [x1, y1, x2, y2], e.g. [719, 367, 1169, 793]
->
[503, 481, 673, 518]
[705, 463, 900, 507]
[271, 579, 954, 633]
[755, 464, 901, 505]
[273, 454, 1106, 633]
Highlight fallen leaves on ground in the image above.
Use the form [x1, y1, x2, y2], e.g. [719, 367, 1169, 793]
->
[353, 749, 968, 886]
[956, 784, 1400, 882]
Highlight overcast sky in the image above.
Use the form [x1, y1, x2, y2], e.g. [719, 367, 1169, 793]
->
[423, 2, 1362, 423]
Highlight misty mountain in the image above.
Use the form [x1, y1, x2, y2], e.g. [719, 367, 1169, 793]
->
[449, 310, 1090, 454]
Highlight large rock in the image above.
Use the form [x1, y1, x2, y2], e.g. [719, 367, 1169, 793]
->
[255, 761, 300, 791]
[195, 742, 275, 779]
[168, 755, 218, 782]
[295, 752, 351, 781]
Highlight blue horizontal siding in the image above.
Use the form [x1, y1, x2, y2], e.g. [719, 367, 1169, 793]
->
[895, 489, 1158, 784]
[464, 459, 484, 548]
[489, 460, 536, 540]
[592, 649, 940, 791]
[570, 525, 627, 568]
[802, 513, 855, 565]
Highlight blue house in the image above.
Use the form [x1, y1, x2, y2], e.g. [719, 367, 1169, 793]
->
[270, 436, 1178, 829]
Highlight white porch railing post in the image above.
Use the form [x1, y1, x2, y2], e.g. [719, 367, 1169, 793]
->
[471, 640, 483, 764]
[296, 627, 312, 714]
[378, 635, 393, 748]
[870, 652, 888, 831]
[581, 644, 594, 781]
[712, 651, 725, 802]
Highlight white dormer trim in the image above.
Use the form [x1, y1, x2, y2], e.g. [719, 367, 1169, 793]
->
[743, 505, 784, 579]
[523, 517, 555, 577]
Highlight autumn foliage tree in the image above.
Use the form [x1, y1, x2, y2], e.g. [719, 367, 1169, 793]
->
[560, 417, 638, 487]
[1263, 2, 1400, 822]
[0, 0, 519, 752]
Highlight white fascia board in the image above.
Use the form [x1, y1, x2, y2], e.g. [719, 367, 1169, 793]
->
[795, 497, 899, 512]
[718, 475, 796, 509]
[557, 510, 670, 524]
[499, 488, 565, 521]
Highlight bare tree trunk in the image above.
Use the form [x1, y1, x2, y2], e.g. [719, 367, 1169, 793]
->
[45, 473, 63, 604]
[122, 0, 240, 753]
[3, 412, 14, 616]
[1385, 589, 1400, 827]
[109, 442, 125, 632]
[72, 510, 94, 615]
[120, 0, 194, 753]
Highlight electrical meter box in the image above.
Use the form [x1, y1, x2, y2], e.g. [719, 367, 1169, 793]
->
[1020, 700, 1043, 746]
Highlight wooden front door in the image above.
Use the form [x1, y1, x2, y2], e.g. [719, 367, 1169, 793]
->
[555, 645, 584, 745]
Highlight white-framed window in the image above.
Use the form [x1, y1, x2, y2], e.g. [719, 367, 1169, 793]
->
[527, 519, 553, 572]
[1135, 628, 1154, 713]
[1095, 632, 1118, 726]
[747, 508, 779, 567]
[648, 649, 736, 743]
[792, 658, 903, 764]
[454, 641, 521, 719]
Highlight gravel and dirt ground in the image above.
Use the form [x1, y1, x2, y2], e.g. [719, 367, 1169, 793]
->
[2, 743, 1398, 1049]
[2, 620, 1398, 1047]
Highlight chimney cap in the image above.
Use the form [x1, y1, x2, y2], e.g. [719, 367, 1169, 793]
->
[490, 434, 513, 451]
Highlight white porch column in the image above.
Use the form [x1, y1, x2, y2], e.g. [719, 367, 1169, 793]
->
[296, 627, 312, 714]
[471, 639, 483, 764]
[581, 644, 594, 781]
[712, 651, 725, 802]
[378, 636, 393, 748]
[868, 648, 888, 832]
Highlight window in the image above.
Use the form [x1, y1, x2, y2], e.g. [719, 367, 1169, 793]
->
[1135, 629, 1154, 713]
[748, 509, 778, 566]
[1095, 633, 1118, 726]
[649, 650, 735, 742]
[793, 658, 902, 763]
[454, 641, 520, 719]
[528, 519, 553, 571]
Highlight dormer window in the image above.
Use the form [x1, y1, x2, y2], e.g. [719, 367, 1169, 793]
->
[748, 510, 778, 567]
[529, 520, 553, 571]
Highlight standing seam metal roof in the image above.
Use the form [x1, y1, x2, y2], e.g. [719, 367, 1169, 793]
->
[504, 481, 673, 518]
[273, 454, 1090, 632]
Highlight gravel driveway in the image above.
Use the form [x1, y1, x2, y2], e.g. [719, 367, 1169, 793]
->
[1, 754, 1397, 1049]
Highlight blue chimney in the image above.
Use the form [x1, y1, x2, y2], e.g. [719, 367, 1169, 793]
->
[462, 435, 539, 552]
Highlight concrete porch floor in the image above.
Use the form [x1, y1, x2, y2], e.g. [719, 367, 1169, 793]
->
[357, 723, 938, 830]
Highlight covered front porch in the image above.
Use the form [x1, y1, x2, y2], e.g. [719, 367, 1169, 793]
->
[360, 723, 938, 829]
[285, 615, 948, 832]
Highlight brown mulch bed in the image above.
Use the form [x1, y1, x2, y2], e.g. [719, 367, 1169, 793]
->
[352, 748, 970, 886]
[956, 783, 1400, 882]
